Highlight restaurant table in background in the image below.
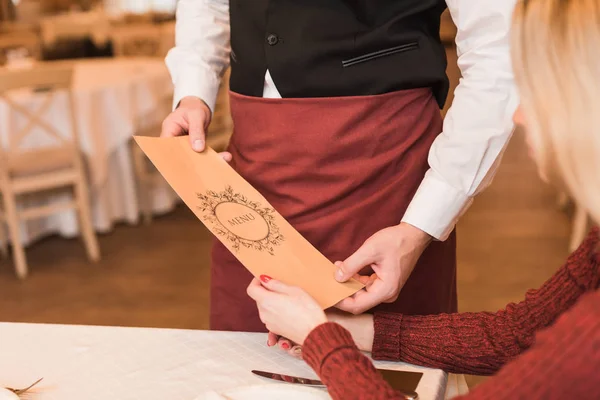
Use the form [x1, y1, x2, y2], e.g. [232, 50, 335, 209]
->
[0, 322, 447, 399]
[0, 58, 180, 245]
[39, 10, 112, 49]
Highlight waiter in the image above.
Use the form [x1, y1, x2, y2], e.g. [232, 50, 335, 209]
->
[162, 0, 517, 331]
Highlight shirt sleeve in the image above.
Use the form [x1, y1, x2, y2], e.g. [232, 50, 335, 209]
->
[401, 0, 519, 240]
[164, 0, 231, 112]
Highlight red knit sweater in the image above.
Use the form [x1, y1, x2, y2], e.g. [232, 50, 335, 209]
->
[303, 228, 600, 400]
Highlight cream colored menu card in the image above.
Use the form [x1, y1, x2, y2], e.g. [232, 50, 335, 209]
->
[134, 136, 363, 309]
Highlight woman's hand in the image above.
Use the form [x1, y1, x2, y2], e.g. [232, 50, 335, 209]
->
[247, 276, 327, 346]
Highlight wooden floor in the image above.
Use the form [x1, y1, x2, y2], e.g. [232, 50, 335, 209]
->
[0, 46, 575, 387]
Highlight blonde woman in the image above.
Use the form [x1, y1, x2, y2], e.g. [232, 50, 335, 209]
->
[247, 0, 600, 398]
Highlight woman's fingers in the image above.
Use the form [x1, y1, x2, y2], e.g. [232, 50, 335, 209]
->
[267, 331, 279, 347]
[289, 345, 303, 359]
[276, 337, 302, 359]
[218, 151, 232, 162]
[277, 336, 292, 351]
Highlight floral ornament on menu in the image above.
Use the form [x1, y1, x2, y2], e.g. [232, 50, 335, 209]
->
[197, 186, 285, 255]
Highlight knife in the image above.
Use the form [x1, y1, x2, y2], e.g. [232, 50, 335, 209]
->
[252, 369, 324, 386]
[251, 370, 419, 399]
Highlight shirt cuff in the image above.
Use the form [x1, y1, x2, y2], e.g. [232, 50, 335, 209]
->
[303, 322, 357, 375]
[165, 57, 221, 113]
[401, 171, 473, 241]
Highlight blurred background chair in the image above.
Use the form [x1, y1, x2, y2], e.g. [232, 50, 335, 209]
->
[158, 20, 174, 57]
[0, 30, 41, 64]
[0, 64, 100, 278]
[111, 23, 161, 57]
[439, 9, 457, 44]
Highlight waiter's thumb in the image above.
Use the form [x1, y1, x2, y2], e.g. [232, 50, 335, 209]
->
[187, 109, 207, 152]
[335, 247, 372, 282]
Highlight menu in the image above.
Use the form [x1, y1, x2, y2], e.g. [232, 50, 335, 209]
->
[134, 136, 363, 309]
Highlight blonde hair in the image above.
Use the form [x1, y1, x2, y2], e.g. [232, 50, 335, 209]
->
[511, 0, 600, 226]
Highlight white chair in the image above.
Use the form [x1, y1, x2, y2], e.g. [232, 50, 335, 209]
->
[0, 65, 100, 279]
[130, 89, 173, 225]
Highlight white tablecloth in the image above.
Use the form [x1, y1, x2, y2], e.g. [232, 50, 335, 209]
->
[0, 322, 447, 400]
[0, 58, 180, 245]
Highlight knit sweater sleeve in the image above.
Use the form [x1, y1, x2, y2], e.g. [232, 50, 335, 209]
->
[371, 228, 600, 375]
[302, 291, 600, 400]
[452, 290, 600, 399]
[303, 322, 406, 400]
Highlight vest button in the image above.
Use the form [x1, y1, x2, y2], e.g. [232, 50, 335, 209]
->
[266, 33, 279, 46]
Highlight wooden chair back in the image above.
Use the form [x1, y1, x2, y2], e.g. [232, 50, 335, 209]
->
[0, 65, 81, 175]
[0, 31, 41, 61]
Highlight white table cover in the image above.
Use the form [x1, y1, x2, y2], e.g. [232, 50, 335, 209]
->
[0, 58, 180, 245]
[0, 322, 447, 400]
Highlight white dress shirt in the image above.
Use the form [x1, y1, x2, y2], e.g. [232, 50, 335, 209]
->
[165, 0, 518, 241]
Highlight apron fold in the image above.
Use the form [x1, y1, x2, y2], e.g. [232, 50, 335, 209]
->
[210, 89, 457, 332]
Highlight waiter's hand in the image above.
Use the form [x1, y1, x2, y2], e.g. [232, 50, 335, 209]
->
[161, 96, 232, 161]
[334, 223, 432, 314]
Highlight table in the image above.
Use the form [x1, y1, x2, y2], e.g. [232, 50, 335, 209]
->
[0, 322, 447, 400]
[0, 58, 180, 245]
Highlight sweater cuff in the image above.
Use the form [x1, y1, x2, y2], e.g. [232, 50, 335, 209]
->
[303, 322, 357, 375]
[372, 312, 403, 360]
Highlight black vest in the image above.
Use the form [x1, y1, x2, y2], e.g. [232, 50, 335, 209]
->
[229, 0, 449, 108]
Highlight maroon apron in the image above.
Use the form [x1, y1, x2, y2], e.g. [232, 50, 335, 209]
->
[210, 88, 457, 332]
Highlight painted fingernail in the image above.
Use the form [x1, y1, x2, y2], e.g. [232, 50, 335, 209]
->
[260, 275, 272, 283]
[192, 139, 204, 151]
[281, 342, 290, 350]
[293, 347, 302, 356]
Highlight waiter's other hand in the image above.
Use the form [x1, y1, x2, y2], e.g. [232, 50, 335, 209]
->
[161, 96, 232, 161]
[247, 276, 327, 347]
[334, 223, 432, 314]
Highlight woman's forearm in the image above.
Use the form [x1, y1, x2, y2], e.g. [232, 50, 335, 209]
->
[327, 311, 375, 352]
[372, 229, 599, 375]
[307, 291, 600, 400]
